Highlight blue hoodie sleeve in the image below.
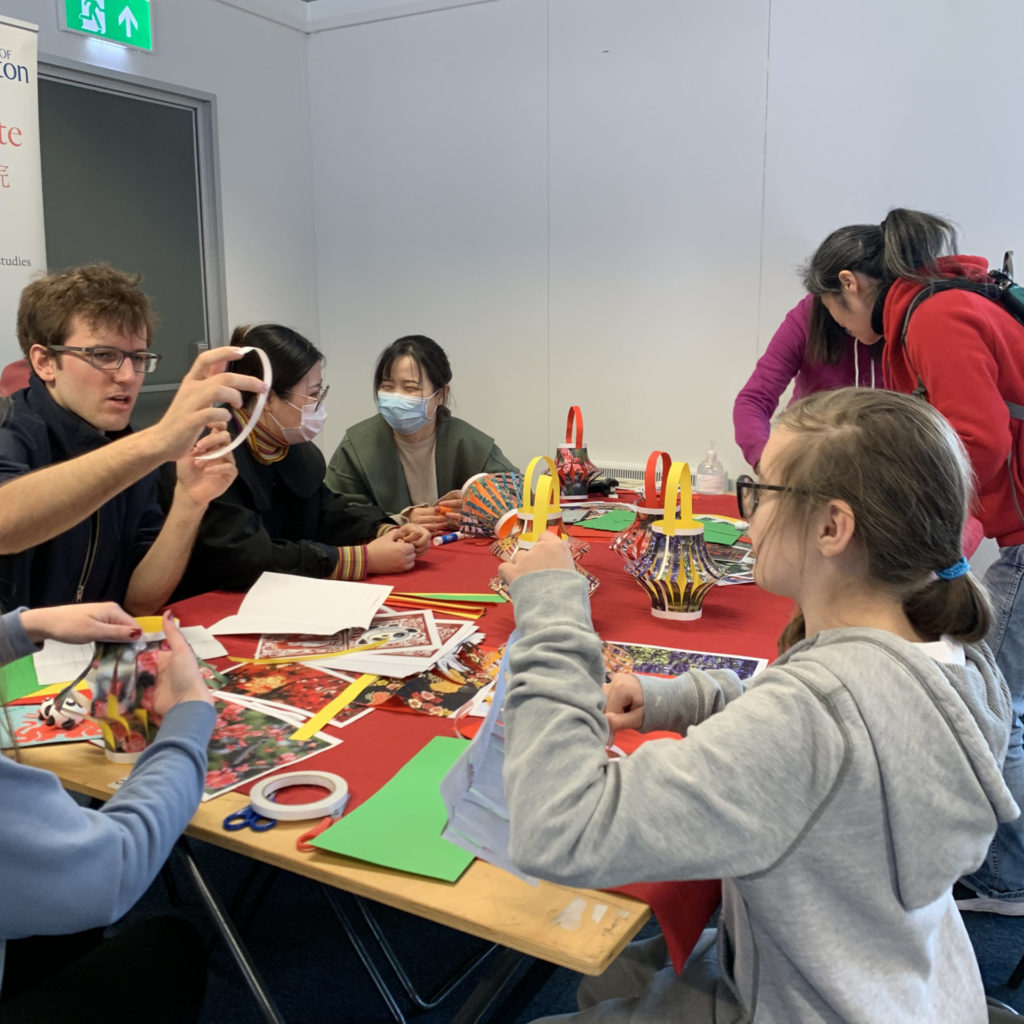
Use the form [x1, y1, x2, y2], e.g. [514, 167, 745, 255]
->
[0, 700, 215, 940]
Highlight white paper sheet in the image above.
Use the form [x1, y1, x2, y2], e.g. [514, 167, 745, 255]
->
[32, 627, 229, 687]
[209, 572, 393, 636]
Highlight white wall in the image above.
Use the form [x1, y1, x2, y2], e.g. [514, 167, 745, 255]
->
[10, 0, 1024, 487]
[761, 0, 1024, 334]
[307, 0, 1024, 483]
[309, 0, 550, 458]
[3, 0, 319, 340]
[310, 0, 770, 471]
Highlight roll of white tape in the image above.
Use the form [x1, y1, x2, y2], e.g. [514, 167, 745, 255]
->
[248, 770, 349, 822]
[195, 346, 273, 461]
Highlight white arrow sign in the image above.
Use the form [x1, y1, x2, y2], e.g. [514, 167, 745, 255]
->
[118, 5, 138, 38]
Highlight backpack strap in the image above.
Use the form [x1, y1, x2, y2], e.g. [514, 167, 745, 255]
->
[898, 278, 1009, 401]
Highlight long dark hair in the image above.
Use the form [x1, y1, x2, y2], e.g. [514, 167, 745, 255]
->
[230, 324, 323, 408]
[806, 294, 854, 365]
[802, 209, 960, 333]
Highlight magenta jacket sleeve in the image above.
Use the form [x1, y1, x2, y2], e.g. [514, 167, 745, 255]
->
[733, 294, 813, 469]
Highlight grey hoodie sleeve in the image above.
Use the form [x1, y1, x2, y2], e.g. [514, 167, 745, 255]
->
[639, 667, 746, 734]
[504, 571, 848, 889]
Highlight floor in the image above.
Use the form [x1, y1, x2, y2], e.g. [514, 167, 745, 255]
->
[123, 840, 593, 1024]
[115, 841, 1024, 1023]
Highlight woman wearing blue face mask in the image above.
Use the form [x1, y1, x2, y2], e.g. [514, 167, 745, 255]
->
[326, 335, 517, 533]
[160, 324, 429, 599]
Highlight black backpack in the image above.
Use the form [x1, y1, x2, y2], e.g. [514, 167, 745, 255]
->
[899, 251, 1024, 421]
[898, 252, 1024, 528]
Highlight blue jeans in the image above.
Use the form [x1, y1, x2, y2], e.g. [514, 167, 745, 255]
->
[964, 543, 1024, 899]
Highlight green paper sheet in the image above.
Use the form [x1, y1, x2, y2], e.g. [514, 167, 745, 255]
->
[404, 592, 508, 603]
[0, 655, 40, 702]
[696, 517, 744, 545]
[577, 508, 637, 532]
[311, 735, 474, 881]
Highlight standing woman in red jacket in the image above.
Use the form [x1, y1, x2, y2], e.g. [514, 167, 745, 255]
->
[803, 207, 1024, 914]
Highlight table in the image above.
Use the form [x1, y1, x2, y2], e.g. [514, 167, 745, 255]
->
[21, 493, 793, 1021]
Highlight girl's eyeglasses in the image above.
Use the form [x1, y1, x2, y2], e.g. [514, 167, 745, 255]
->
[283, 385, 330, 411]
[735, 474, 795, 520]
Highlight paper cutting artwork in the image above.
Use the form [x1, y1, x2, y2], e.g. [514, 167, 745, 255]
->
[36, 638, 164, 758]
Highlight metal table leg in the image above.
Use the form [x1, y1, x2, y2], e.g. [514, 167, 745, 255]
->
[174, 839, 287, 1024]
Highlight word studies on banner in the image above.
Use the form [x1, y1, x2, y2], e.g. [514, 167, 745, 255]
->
[0, 16, 45, 367]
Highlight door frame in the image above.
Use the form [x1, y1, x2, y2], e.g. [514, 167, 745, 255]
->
[36, 55, 227, 394]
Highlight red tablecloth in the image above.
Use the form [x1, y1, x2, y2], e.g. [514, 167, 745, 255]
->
[172, 493, 794, 972]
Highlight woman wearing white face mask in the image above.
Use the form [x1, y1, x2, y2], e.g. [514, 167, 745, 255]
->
[160, 324, 429, 599]
[326, 335, 517, 533]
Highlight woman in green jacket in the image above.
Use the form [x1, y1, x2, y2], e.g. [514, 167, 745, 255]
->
[326, 335, 517, 534]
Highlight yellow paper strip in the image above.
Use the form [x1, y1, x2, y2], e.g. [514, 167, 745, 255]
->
[289, 674, 379, 741]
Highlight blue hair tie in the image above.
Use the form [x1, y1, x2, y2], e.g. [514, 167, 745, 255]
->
[935, 556, 969, 581]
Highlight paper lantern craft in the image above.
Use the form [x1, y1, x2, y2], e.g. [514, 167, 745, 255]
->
[611, 449, 675, 564]
[627, 461, 723, 620]
[489, 456, 598, 597]
[554, 405, 600, 501]
[458, 471, 524, 538]
[39, 638, 160, 762]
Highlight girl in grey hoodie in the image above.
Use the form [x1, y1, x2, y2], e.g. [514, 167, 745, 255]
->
[500, 388, 1017, 1024]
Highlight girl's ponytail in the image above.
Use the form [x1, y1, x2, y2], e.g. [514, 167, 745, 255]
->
[771, 389, 984, 651]
[879, 208, 959, 285]
[778, 610, 807, 656]
[903, 574, 991, 645]
[803, 207, 959, 298]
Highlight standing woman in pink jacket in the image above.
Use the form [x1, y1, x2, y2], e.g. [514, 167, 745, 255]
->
[733, 293, 883, 471]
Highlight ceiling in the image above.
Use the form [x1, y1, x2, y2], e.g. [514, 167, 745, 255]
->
[214, 0, 497, 32]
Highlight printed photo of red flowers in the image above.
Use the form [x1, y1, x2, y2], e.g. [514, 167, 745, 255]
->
[203, 696, 336, 800]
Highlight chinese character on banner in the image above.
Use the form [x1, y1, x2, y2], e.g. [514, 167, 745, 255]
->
[0, 166, 9, 189]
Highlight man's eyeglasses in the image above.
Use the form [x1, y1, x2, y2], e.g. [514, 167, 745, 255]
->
[283, 385, 330, 411]
[735, 474, 796, 520]
[47, 345, 162, 375]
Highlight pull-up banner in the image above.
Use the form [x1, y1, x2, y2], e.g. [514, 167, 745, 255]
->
[0, 17, 45, 363]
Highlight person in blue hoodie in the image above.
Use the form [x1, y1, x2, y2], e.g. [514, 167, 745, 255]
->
[500, 387, 1016, 1023]
[0, 604, 214, 1023]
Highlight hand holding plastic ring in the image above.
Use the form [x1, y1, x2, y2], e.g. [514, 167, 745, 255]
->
[195, 347, 273, 461]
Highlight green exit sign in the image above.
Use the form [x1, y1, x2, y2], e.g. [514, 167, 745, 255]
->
[61, 1, 154, 52]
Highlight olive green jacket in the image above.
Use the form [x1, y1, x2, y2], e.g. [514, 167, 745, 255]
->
[325, 410, 516, 515]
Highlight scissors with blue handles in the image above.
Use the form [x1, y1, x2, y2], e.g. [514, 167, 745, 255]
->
[222, 805, 276, 832]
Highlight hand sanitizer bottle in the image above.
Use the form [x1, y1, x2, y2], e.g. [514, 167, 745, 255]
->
[695, 442, 726, 495]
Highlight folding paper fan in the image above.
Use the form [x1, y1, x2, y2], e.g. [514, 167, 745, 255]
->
[459, 472, 524, 538]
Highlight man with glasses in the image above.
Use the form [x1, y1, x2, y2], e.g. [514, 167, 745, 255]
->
[0, 264, 266, 612]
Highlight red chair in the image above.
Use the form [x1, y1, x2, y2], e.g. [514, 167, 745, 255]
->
[0, 359, 30, 396]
